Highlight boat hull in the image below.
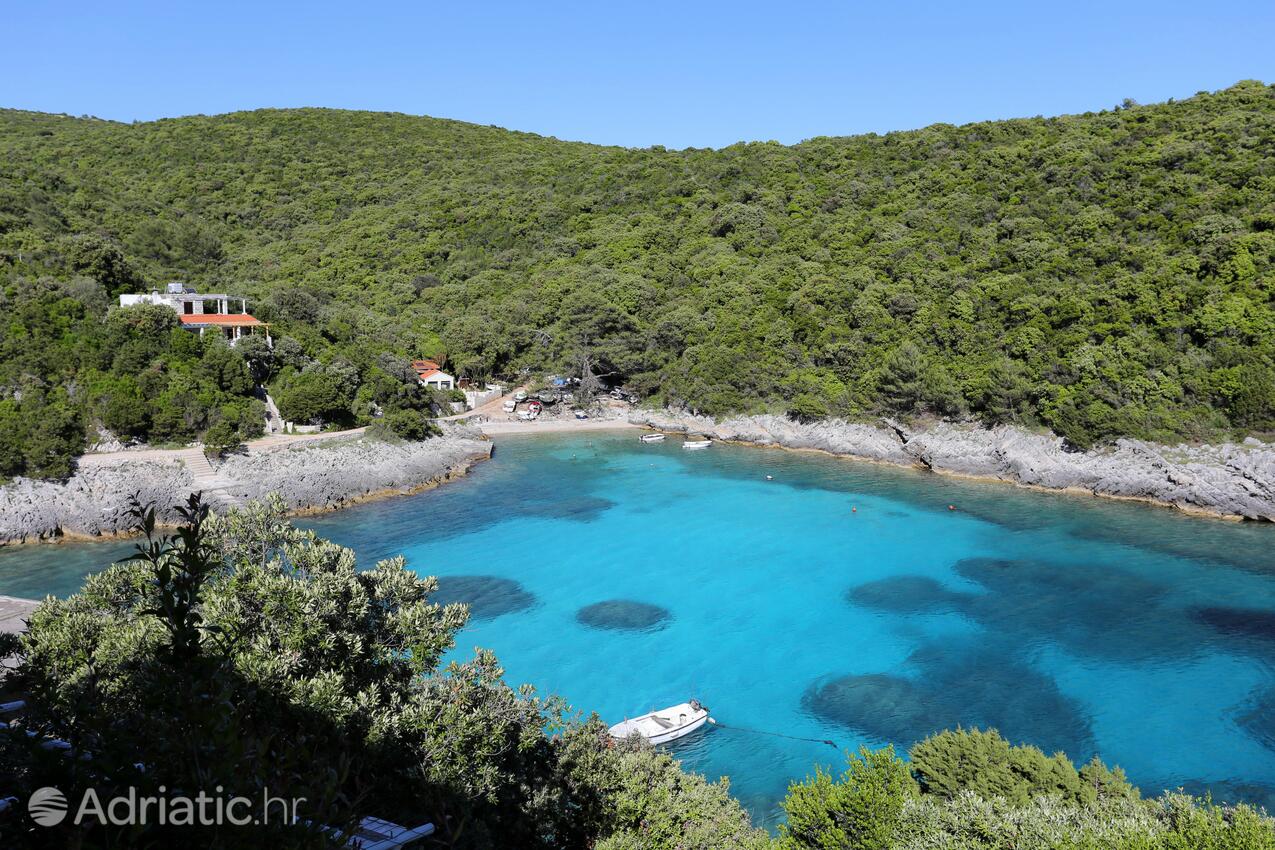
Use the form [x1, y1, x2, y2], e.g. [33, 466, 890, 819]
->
[609, 701, 710, 745]
[645, 712, 707, 745]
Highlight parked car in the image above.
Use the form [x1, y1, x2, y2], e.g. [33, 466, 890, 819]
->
[502, 400, 517, 413]
[574, 411, 589, 420]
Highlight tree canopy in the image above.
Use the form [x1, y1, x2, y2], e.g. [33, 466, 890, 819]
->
[3, 81, 1275, 477]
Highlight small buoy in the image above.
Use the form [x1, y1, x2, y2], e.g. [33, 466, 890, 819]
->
[852, 506, 857, 513]
[948, 505, 956, 511]
[765, 475, 773, 481]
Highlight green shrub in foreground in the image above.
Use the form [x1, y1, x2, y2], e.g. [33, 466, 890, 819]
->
[2, 495, 757, 848]
[777, 731, 1274, 850]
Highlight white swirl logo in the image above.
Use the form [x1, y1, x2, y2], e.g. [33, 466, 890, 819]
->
[28, 786, 67, 826]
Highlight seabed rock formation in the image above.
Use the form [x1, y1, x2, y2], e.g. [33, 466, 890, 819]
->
[802, 641, 1095, 756]
[0, 435, 492, 544]
[431, 575, 537, 621]
[576, 599, 672, 632]
[631, 410, 1275, 521]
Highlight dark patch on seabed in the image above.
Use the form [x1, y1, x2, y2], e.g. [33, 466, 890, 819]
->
[847, 575, 975, 614]
[847, 559, 1209, 663]
[683, 441, 1052, 532]
[431, 575, 537, 621]
[1069, 514, 1275, 577]
[932, 496, 1051, 532]
[802, 640, 1094, 758]
[299, 466, 615, 565]
[577, 600, 672, 632]
[950, 557, 1208, 663]
[1193, 606, 1275, 646]
[522, 494, 616, 522]
[1239, 687, 1275, 753]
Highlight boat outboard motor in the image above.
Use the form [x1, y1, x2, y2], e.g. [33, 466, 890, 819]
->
[690, 699, 706, 713]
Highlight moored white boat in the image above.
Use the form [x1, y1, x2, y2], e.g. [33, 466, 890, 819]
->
[609, 700, 710, 745]
[640, 433, 666, 443]
[682, 438, 712, 450]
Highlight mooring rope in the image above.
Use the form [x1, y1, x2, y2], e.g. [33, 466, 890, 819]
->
[707, 718, 839, 749]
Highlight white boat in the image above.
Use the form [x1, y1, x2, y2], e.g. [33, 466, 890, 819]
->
[639, 433, 665, 443]
[682, 438, 712, 450]
[609, 700, 710, 745]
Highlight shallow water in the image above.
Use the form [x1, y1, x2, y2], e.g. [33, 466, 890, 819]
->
[3, 432, 1275, 822]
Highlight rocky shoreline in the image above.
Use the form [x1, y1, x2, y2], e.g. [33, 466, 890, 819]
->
[0, 434, 492, 545]
[4, 409, 1272, 544]
[629, 410, 1275, 521]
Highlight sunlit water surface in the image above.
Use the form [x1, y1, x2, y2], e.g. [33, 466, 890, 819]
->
[4, 433, 1275, 823]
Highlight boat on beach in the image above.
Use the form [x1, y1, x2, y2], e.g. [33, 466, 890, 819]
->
[682, 437, 712, 450]
[609, 700, 710, 745]
[640, 433, 666, 443]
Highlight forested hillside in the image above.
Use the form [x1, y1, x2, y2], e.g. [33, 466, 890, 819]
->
[2, 81, 1274, 473]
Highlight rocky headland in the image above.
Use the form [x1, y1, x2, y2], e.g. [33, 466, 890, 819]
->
[0, 434, 492, 544]
[629, 410, 1275, 521]
[218, 433, 491, 513]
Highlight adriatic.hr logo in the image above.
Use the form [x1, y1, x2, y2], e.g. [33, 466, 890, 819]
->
[27, 787, 68, 826]
[20, 785, 305, 827]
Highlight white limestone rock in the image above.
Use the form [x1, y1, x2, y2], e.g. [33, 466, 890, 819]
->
[629, 409, 1275, 520]
[0, 436, 493, 544]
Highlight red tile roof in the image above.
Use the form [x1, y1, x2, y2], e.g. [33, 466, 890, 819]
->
[179, 314, 263, 327]
[412, 359, 441, 371]
[417, 369, 450, 382]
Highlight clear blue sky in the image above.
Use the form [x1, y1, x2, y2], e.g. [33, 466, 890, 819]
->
[3, 1, 1272, 149]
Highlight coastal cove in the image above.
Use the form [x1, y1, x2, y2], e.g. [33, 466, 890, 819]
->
[3, 432, 1275, 824]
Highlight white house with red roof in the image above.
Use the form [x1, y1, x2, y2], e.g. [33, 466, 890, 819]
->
[412, 359, 455, 389]
[120, 283, 270, 345]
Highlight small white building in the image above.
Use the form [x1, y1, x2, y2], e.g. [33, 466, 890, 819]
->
[412, 359, 455, 390]
[119, 282, 270, 345]
[417, 369, 455, 390]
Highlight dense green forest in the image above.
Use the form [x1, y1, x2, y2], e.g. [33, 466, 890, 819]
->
[2, 498, 1270, 848]
[2, 81, 1274, 478]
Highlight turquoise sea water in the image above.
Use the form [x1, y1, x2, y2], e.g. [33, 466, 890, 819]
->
[3, 432, 1275, 822]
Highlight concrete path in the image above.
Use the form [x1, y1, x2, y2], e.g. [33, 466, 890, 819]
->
[0, 595, 39, 636]
[438, 387, 640, 436]
[480, 417, 638, 435]
[78, 427, 369, 469]
[171, 448, 242, 509]
[75, 428, 380, 512]
[1, 596, 38, 676]
[436, 385, 524, 422]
